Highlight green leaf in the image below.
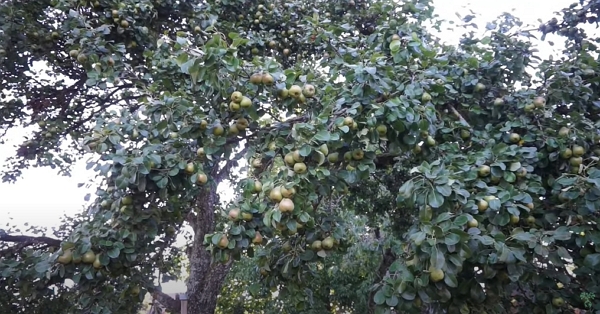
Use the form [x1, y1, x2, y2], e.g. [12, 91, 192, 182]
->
[390, 40, 401, 52]
[444, 233, 461, 246]
[430, 246, 445, 270]
[175, 53, 188, 66]
[386, 295, 399, 307]
[300, 250, 315, 261]
[401, 290, 416, 301]
[156, 177, 168, 188]
[469, 281, 486, 303]
[553, 227, 572, 241]
[34, 261, 49, 273]
[584, 253, 600, 269]
[488, 198, 502, 211]
[272, 210, 282, 222]
[313, 130, 330, 142]
[229, 226, 242, 235]
[107, 247, 120, 259]
[556, 246, 572, 260]
[419, 206, 432, 223]
[373, 290, 386, 305]
[436, 184, 452, 197]
[72, 272, 81, 284]
[339, 170, 357, 184]
[412, 231, 426, 246]
[444, 272, 458, 288]
[512, 231, 535, 242]
[211, 234, 222, 246]
[454, 215, 469, 226]
[509, 162, 522, 172]
[503, 171, 516, 183]
[479, 235, 495, 246]
[248, 283, 261, 296]
[286, 220, 297, 233]
[427, 190, 444, 208]
[299, 145, 312, 157]
[398, 180, 415, 198]
[434, 212, 453, 224]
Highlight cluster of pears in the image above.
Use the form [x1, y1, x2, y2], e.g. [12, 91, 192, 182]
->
[556, 127, 587, 173]
[221, 213, 263, 249]
[284, 150, 309, 174]
[222, 91, 253, 137]
[248, 70, 318, 104]
[279, 142, 367, 175]
[268, 185, 297, 213]
[110, 8, 130, 29]
[239, 3, 276, 27]
[56, 247, 103, 269]
[184, 159, 208, 185]
[228, 207, 256, 222]
[229, 91, 253, 112]
[277, 83, 316, 104]
[339, 116, 358, 131]
[68, 49, 89, 65]
[523, 96, 546, 112]
[469, 192, 536, 228]
[327, 143, 366, 171]
[309, 235, 337, 252]
[249, 72, 275, 85]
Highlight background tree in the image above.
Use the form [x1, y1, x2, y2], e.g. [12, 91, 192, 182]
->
[2, 1, 600, 314]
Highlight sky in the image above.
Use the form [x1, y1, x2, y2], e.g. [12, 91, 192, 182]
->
[0, 0, 582, 294]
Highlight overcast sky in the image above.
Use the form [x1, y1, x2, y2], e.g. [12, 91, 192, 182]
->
[0, 0, 579, 293]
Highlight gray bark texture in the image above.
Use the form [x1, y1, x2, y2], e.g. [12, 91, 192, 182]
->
[185, 182, 232, 314]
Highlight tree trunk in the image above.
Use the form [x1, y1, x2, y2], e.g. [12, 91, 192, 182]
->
[186, 182, 232, 314]
[367, 248, 396, 314]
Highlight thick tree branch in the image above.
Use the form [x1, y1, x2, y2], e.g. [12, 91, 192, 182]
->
[0, 233, 62, 249]
[217, 145, 249, 181]
[0, 233, 62, 247]
[373, 152, 403, 168]
[151, 290, 181, 313]
[367, 248, 396, 314]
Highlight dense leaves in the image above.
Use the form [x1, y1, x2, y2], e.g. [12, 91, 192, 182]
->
[2, 0, 600, 313]
[216, 213, 382, 314]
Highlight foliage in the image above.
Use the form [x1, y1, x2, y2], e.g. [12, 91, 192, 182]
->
[216, 213, 383, 314]
[2, 0, 600, 313]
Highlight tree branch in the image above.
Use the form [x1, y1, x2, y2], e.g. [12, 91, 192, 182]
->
[151, 290, 181, 313]
[367, 248, 396, 314]
[0, 232, 62, 248]
[373, 152, 403, 167]
[448, 104, 471, 128]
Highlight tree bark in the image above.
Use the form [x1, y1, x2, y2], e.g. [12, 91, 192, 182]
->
[185, 183, 232, 314]
[367, 247, 396, 314]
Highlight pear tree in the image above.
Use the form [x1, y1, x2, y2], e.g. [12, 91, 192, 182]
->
[2, 0, 600, 313]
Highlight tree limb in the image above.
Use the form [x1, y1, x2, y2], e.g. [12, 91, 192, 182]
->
[448, 104, 471, 128]
[367, 248, 396, 314]
[151, 290, 181, 313]
[0, 233, 62, 248]
[373, 152, 403, 167]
